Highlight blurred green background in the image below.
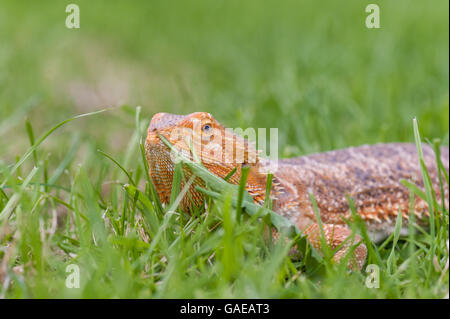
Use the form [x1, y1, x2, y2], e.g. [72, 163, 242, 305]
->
[0, 0, 448, 164]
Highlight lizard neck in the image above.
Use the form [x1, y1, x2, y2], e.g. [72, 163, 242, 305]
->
[245, 159, 286, 205]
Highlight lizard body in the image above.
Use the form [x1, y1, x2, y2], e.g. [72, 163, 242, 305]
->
[145, 112, 449, 269]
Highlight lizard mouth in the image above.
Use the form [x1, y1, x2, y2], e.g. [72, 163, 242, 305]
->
[145, 112, 210, 210]
[145, 130, 174, 203]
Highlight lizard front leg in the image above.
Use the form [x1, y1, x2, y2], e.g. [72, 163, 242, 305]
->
[271, 181, 368, 270]
[303, 223, 367, 270]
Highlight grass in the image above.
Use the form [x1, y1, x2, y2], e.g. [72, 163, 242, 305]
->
[0, 107, 448, 298]
[0, 0, 448, 298]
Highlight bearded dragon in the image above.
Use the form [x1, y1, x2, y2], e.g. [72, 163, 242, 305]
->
[145, 112, 449, 269]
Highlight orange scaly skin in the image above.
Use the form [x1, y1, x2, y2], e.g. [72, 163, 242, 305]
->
[145, 112, 449, 269]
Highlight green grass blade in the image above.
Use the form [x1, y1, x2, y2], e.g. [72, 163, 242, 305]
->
[98, 149, 136, 186]
[4, 109, 108, 187]
[25, 118, 37, 166]
[236, 165, 250, 223]
[0, 166, 39, 222]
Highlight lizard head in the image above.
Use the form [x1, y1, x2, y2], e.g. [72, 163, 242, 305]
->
[145, 112, 272, 211]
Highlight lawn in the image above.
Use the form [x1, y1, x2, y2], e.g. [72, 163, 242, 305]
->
[0, 0, 448, 298]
